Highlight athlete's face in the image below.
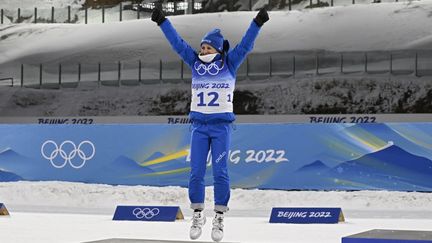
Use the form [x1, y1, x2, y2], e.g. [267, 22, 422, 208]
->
[200, 44, 218, 55]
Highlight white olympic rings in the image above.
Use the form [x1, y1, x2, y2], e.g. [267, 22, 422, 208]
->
[41, 140, 96, 169]
[132, 207, 160, 219]
[194, 61, 224, 76]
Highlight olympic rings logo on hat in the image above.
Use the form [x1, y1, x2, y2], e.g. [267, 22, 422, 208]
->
[132, 207, 160, 219]
[41, 140, 96, 169]
[194, 61, 224, 76]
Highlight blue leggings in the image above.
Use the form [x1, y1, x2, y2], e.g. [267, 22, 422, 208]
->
[189, 122, 231, 213]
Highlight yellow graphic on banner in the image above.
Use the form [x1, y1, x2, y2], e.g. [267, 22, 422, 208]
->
[142, 167, 191, 176]
[140, 149, 189, 166]
[344, 127, 387, 152]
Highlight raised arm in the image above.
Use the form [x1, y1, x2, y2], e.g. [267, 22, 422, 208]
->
[151, 8, 198, 68]
[227, 9, 269, 72]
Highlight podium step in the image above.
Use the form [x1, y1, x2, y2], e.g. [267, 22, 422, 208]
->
[83, 238, 240, 243]
[343, 229, 432, 243]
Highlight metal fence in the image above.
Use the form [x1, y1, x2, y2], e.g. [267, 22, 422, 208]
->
[1, 50, 431, 89]
[0, 0, 418, 25]
[0, 77, 13, 86]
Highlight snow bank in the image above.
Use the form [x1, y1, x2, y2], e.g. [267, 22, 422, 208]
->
[1, 181, 432, 216]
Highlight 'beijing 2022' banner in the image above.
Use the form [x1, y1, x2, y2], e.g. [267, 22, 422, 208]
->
[0, 123, 432, 191]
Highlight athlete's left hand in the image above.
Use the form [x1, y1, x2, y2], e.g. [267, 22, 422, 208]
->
[151, 8, 166, 26]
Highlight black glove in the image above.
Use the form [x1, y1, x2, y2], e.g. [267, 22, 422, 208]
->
[223, 40, 230, 53]
[151, 8, 166, 26]
[254, 8, 269, 27]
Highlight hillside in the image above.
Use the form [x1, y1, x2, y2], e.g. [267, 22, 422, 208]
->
[1, 1, 431, 116]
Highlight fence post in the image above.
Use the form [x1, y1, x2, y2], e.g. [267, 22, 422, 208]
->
[58, 63, 62, 86]
[159, 60, 163, 82]
[118, 61, 121, 86]
[289, 0, 292, 11]
[331, 0, 334, 6]
[364, 52, 368, 73]
[78, 63, 81, 84]
[249, 0, 252, 11]
[390, 53, 393, 74]
[181, 60, 184, 80]
[340, 53, 344, 73]
[102, 5, 105, 23]
[292, 55, 296, 77]
[51, 6, 54, 23]
[34, 7, 37, 23]
[137, 7, 140, 19]
[246, 57, 249, 77]
[85, 6, 88, 24]
[21, 64, 24, 87]
[18, 8, 21, 23]
[415, 52, 418, 77]
[192, 0, 195, 14]
[310, 0, 313, 7]
[68, 5, 71, 23]
[39, 64, 43, 88]
[269, 56, 273, 77]
[228, 1, 233, 11]
[316, 54, 319, 75]
[1, 9, 3, 24]
[98, 62, 101, 86]
[120, 2, 123, 22]
[352, 0, 355, 4]
[138, 60, 142, 82]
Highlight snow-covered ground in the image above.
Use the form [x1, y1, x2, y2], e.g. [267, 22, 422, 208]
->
[1, 181, 432, 243]
[3, 212, 431, 243]
[2, 1, 432, 77]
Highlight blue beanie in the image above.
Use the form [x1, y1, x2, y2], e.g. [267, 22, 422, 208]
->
[201, 29, 224, 53]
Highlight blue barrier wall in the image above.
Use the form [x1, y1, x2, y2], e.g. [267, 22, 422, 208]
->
[0, 123, 431, 191]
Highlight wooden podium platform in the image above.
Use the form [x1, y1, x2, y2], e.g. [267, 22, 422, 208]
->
[342, 229, 432, 243]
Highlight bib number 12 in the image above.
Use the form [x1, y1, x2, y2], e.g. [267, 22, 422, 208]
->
[197, 92, 219, 106]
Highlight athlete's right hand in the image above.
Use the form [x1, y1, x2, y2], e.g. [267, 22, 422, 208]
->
[151, 8, 166, 26]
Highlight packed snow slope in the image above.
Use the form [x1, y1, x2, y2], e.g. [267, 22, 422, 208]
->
[1, 1, 432, 67]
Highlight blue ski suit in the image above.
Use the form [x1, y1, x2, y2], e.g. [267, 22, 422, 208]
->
[159, 19, 262, 212]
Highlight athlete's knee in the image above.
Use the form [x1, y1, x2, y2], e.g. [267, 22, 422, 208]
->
[190, 171, 206, 182]
[213, 172, 229, 184]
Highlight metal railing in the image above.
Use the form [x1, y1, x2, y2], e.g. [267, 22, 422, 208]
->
[0, 0, 419, 25]
[0, 77, 13, 86]
[2, 50, 430, 89]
